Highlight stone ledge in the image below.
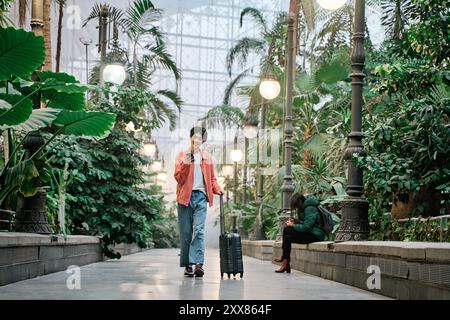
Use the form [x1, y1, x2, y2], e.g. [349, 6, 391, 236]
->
[0, 233, 103, 286]
[273, 241, 282, 248]
[426, 246, 450, 263]
[291, 243, 309, 250]
[113, 243, 148, 256]
[0, 232, 101, 247]
[332, 241, 450, 263]
[242, 240, 275, 247]
[274, 240, 450, 299]
[242, 240, 275, 261]
[304, 242, 335, 251]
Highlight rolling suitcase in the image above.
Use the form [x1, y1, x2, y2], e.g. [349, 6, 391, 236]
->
[219, 195, 244, 279]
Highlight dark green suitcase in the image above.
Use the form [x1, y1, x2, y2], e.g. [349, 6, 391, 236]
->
[219, 195, 244, 279]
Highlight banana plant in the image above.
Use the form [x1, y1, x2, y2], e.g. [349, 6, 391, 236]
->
[0, 27, 117, 207]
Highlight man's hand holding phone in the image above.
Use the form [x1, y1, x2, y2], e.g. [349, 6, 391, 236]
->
[182, 152, 194, 164]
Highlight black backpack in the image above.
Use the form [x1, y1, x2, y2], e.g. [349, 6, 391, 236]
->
[317, 205, 334, 235]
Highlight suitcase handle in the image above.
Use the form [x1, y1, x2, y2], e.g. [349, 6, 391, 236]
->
[220, 194, 225, 235]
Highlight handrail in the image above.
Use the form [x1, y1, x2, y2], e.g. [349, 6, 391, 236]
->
[368, 214, 450, 242]
[396, 214, 450, 223]
[395, 214, 450, 242]
[0, 209, 14, 232]
[0, 209, 15, 214]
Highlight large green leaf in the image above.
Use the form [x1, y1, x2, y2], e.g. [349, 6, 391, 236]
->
[37, 71, 78, 83]
[303, 133, 329, 154]
[315, 60, 349, 84]
[0, 27, 45, 81]
[0, 99, 11, 109]
[2, 158, 41, 197]
[19, 176, 41, 197]
[8, 108, 61, 131]
[4, 158, 39, 190]
[46, 92, 86, 111]
[0, 93, 33, 126]
[53, 110, 117, 138]
[296, 72, 316, 92]
[36, 71, 87, 111]
[293, 92, 320, 107]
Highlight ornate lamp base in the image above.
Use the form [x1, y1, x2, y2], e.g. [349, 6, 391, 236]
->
[335, 197, 369, 242]
[14, 187, 53, 234]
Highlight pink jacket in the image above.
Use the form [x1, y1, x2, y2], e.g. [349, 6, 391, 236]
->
[174, 148, 222, 207]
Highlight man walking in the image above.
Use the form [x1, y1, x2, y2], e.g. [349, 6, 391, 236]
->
[174, 127, 223, 277]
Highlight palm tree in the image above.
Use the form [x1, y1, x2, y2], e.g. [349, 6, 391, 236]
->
[18, 0, 27, 27]
[199, 104, 244, 165]
[84, 0, 180, 82]
[380, 0, 414, 40]
[0, 0, 14, 26]
[43, 0, 52, 70]
[227, 2, 317, 75]
[84, 0, 182, 130]
[312, 0, 379, 62]
[226, 8, 287, 76]
[55, 0, 66, 72]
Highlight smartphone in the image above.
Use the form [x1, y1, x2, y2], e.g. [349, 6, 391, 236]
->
[186, 152, 194, 162]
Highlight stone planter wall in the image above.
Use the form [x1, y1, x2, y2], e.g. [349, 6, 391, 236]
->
[0, 232, 103, 286]
[273, 241, 450, 300]
[242, 240, 275, 260]
[113, 243, 151, 256]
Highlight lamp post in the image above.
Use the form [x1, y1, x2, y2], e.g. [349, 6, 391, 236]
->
[79, 38, 92, 84]
[221, 165, 234, 203]
[14, 0, 53, 234]
[253, 97, 266, 240]
[143, 141, 157, 157]
[103, 63, 126, 86]
[317, 0, 369, 241]
[250, 76, 280, 240]
[242, 136, 249, 238]
[230, 139, 243, 235]
[98, 4, 108, 86]
[317, 0, 347, 10]
[241, 133, 250, 204]
[259, 76, 281, 100]
[279, 0, 300, 241]
[230, 136, 243, 203]
[152, 159, 163, 172]
[243, 121, 257, 205]
[95, 5, 126, 87]
[30, 0, 44, 36]
[243, 114, 258, 204]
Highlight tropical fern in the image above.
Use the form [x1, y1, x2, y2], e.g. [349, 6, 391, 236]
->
[226, 38, 266, 76]
[223, 68, 251, 105]
[240, 7, 268, 33]
[200, 105, 244, 129]
[380, 0, 414, 39]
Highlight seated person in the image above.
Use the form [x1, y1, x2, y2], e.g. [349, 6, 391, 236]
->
[274, 192, 325, 273]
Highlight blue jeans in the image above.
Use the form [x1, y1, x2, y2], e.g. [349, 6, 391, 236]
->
[178, 190, 207, 267]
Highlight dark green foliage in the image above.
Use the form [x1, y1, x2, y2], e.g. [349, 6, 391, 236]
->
[358, 0, 450, 227]
[149, 201, 180, 248]
[48, 110, 160, 258]
[0, 27, 116, 208]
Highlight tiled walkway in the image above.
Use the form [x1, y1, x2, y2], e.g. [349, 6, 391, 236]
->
[0, 248, 389, 300]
